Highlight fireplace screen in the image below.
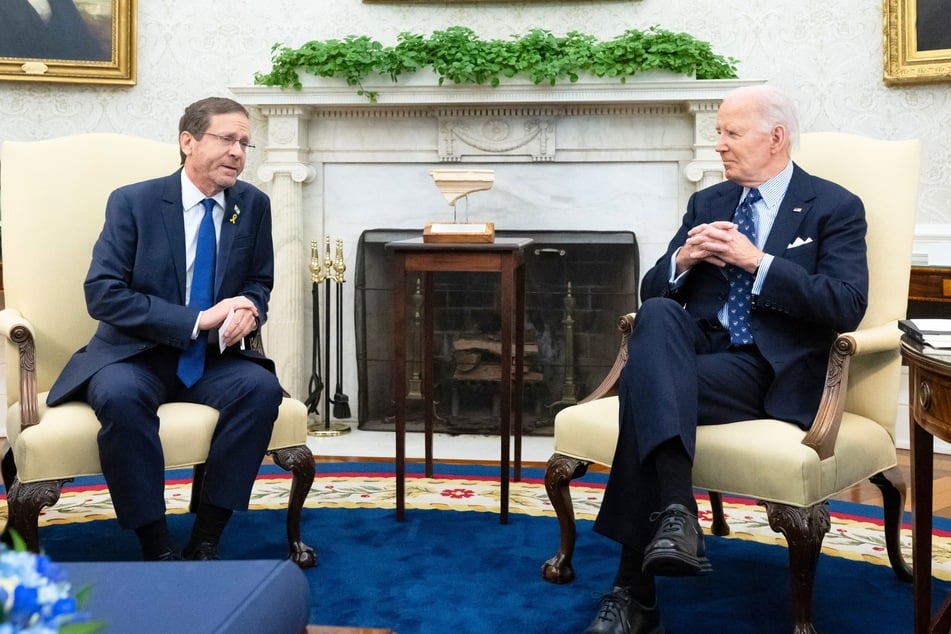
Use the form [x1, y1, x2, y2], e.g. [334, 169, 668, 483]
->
[354, 228, 639, 436]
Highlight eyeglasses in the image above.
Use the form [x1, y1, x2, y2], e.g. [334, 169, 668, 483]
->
[202, 132, 255, 152]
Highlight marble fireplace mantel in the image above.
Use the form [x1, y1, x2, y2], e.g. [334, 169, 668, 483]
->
[230, 77, 761, 402]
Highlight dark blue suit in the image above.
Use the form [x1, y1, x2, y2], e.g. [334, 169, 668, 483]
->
[48, 170, 283, 529]
[594, 163, 869, 548]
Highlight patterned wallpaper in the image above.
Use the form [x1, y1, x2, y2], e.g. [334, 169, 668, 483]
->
[1, 0, 949, 223]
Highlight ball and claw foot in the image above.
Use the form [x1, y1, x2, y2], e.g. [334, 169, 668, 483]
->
[290, 541, 317, 568]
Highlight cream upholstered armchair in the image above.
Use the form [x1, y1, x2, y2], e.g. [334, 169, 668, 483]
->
[0, 134, 316, 567]
[541, 133, 920, 633]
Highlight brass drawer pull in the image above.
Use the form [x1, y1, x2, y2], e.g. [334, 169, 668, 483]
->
[920, 380, 933, 410]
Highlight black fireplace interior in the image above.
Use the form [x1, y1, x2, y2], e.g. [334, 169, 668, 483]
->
[354, 228, 639, 436]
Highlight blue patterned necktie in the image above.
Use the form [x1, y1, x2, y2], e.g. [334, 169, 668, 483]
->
[177, 198, 217, 387]
[726, 188, 761, 346]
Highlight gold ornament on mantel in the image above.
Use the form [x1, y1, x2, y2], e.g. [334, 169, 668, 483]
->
[423, 168, 496, 243]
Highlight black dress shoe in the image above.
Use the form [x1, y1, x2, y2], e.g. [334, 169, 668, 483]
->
[582, 587, 664, 634]
[148, 547, 181, 562]
[182, 540, 220, 561]
[642, 503, 712, 577]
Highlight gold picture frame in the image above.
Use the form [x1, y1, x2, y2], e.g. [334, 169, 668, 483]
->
[884, 0, 951, 85]
[0, 0, 136, 85]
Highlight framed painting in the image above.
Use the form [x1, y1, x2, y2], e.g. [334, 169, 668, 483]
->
[0, 0, 136, 85]
[884, 0, 951, 85]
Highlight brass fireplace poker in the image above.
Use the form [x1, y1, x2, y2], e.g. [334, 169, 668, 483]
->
[304, 241, 325, 428]
[330, 239, 352, 419]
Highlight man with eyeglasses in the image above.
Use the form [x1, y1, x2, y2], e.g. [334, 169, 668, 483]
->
[47, 96, 281, 562]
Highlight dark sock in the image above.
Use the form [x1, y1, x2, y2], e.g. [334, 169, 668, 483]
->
[613, 546, 656, 605]
[135, 517, 172, 560]
[187, 503, 233, 547]
[651, 438, 697, 514]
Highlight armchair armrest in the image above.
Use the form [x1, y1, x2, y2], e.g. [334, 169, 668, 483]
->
[0, 308, 40, 428]
[581, 313, 899, 462]
[577, 312, 636, 404]
[802, 321, 901, 460]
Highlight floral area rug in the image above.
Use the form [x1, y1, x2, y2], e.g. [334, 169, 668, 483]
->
[13, 460, 951, 582]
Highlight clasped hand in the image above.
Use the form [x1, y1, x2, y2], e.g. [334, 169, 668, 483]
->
[676, 221, 762, 275]
[197, 296, 259, 348]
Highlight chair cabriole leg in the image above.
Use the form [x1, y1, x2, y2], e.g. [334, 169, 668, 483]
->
[270, 444, 317, 568]
[3, 478, 69, 552]
[763, 501, 829, 634]
[870, 466, 913, 581]
[189, 463, 206, 514]
[542, 452, 588, 584]
[707, 491, 731, 536]
[2, 448, 18, 493]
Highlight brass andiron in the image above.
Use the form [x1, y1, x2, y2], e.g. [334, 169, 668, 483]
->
[408, 277, 424, 400]
[310, 236, 351, 437]
[547, 281, 578, 417]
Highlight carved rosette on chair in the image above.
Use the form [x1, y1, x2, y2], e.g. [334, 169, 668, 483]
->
[539, 133, 921, 634]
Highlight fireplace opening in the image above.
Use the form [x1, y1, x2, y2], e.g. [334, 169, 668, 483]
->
[354, 228, 639, 436]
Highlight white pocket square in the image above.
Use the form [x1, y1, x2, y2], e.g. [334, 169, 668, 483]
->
[787, 236, 814, 249]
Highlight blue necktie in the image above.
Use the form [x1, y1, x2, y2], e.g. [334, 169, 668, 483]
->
[177, 198, 217, 387]
[726, 188, 761, 346]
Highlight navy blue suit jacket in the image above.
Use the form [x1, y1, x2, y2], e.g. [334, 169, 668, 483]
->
[48, 170, 275, 406]
[640, 163, 869, 428]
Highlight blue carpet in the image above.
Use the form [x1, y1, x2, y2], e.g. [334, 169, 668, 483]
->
[32, 462, 951, 633]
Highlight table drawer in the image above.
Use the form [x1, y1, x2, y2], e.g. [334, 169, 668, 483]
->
[910, 266, 951, 303]
[911, 363, 951, 438]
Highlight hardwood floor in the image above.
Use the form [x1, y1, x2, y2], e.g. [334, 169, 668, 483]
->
[834, 448, 951, 518]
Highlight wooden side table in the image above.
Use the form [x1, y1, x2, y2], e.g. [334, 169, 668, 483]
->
[902, 336, 951, 633]
[386, 237, 532, 524]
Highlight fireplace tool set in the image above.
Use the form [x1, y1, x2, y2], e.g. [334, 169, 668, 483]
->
[304, 237, 352, 436]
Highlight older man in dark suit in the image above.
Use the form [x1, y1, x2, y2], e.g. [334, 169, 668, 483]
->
[583, 85, 869, 634]
[47, 97, 283, 562]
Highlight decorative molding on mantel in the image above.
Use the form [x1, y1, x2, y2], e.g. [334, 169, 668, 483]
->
[232, 78, 761, 109]
[229, 77, 762, 399]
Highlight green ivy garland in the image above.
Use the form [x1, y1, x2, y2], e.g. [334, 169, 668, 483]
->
[254, 26, 739, 102]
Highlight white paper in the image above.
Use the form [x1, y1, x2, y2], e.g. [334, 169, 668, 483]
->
[220, 307, 235, 353]
[909, 318, 951, 334]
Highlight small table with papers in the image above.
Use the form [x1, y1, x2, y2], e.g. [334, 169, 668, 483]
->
[900, 318, 951, 351]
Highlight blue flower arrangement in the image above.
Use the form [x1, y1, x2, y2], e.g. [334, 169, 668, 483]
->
[0, 542, 102, 633]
